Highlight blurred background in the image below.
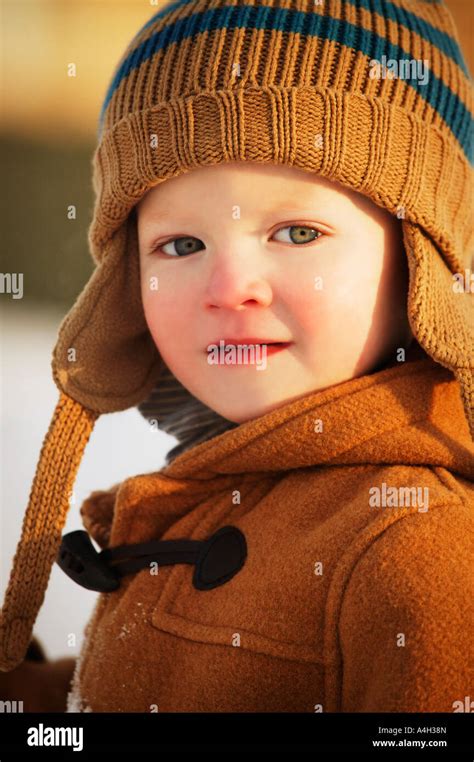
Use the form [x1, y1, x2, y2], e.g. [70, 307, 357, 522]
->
[0, 1, 178, 662]
[1, 0, 473, 662]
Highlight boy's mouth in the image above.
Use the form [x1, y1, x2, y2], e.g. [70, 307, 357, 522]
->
[205, 338, 293, 353]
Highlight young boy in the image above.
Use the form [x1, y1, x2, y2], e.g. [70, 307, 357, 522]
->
[0, 0, 472, 713]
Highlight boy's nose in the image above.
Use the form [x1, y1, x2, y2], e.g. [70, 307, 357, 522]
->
[204, 255, 273, 310]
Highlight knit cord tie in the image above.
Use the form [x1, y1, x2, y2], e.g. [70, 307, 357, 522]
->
[0, 392, 99, 671]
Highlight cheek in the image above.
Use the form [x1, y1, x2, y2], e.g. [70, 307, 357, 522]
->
[140, 268, 195, 361]
[283, 246, 382, 343]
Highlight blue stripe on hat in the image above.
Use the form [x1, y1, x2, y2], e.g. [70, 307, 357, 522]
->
[98, 2, 473, 163]
[346, 0, 469, 79]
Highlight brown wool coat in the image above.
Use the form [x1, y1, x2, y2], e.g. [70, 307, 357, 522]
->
[65, 355, 474, 713]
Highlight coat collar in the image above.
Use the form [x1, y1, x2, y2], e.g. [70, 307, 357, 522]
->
[161, 353, 473, 479]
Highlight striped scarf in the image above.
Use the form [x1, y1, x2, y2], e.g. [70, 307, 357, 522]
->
[137, 367, 240, 465]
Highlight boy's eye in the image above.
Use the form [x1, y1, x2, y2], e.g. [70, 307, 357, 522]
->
[161, 237, 205, 256]
[272, 225, 322, 245]
[155, 225, 323, 257]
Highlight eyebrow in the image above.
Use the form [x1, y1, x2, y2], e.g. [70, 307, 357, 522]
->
[262, 208, 333, 223]
[143, 207, 335, 235]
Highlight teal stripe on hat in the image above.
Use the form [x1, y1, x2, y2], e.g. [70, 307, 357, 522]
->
[345, 0, 469, 79]
[98, 2, 473, 163]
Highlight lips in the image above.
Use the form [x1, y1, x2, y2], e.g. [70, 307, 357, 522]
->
[208, 337, 291, 347]
[205, 338, 293, 355]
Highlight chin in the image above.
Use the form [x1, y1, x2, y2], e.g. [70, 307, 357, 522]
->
[203, 397, 266, 423]
[211, 407, 257, 424]
[212, 396, 288, 424]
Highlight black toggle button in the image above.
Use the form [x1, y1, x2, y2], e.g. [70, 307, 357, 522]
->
[193, 525, 247, 590]
[56, 525, 247, 593]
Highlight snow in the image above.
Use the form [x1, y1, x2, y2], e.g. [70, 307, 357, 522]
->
[0, 302, 176, 660]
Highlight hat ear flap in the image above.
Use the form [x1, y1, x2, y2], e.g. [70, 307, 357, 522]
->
[0, 393, 99, 671]
[52, 215, 163, 414]
[402, 219, 474, 439]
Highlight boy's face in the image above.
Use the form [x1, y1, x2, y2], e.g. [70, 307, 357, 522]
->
[137, 162, 412, 423]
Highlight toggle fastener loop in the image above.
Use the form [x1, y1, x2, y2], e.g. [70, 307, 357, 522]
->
[56, 525, 247, 593]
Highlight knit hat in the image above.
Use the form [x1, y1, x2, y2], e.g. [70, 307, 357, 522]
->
[1, 0, 472, 672]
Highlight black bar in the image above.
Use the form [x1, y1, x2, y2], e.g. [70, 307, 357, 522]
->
[0, 712, 473, 759]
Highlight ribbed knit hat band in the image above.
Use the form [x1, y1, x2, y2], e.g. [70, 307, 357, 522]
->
[1, 0, 472, 671]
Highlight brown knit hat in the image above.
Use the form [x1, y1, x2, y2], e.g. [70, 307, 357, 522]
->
[1, 0, 473, 671]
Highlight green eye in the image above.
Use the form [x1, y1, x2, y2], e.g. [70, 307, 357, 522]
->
[161, 236, 205, 256]
[272, 225, 322, 244]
